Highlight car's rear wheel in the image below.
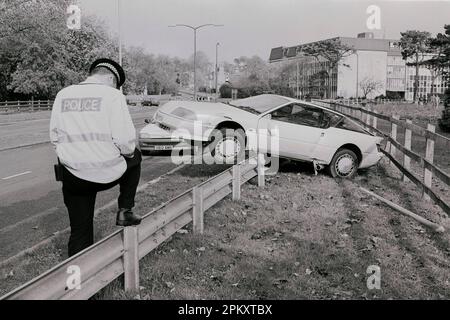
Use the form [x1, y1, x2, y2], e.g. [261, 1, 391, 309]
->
[208, 128, 245, 164]
[328, 149, 358, 179]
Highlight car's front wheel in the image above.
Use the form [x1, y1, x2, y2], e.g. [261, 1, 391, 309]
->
[208, 128, 246, 164]
[328, 149, 359, 179]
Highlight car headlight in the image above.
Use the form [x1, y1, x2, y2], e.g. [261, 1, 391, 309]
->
[171, 107, 197, 121]
[154, 112, 163, 123]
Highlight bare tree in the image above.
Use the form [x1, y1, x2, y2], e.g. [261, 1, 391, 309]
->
[359, 77, 383, 99]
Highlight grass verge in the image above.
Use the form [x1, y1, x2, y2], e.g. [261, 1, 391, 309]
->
[102, 160, 449, 300]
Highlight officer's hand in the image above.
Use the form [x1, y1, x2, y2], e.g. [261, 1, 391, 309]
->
[123, 152, 135, 159]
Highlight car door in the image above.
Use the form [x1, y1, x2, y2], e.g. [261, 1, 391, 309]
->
[268, 103, 327, 160]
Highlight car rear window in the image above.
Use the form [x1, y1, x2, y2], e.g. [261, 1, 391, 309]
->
[335, 118, 367, 134]
[229, 95, 290, 113]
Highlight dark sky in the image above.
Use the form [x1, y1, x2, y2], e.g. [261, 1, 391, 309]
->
[79, 0, 450, 63]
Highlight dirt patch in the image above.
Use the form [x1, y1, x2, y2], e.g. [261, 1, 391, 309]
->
[101, 160, 449, 300]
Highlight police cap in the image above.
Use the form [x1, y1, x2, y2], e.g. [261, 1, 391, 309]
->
[89, 58, 126, 89]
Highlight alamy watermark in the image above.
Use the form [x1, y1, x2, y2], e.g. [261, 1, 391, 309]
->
[366, 265, 381, 290]
[67, 4, 81, 30]
[66, 265, 81, 290]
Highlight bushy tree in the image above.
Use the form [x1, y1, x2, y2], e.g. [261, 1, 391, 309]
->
[302, 38, 354, 99]
[433, 25, 450, 131]
[123, 48, 192, 95]
[0, 0, 116, 99]
[219, 82, 232, 98]
[187, 51, 212, 89]
[399, 30, 431, 103]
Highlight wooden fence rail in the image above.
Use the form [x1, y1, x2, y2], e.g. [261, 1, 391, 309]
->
[313, 100, 450, 216]
[0, 157, 263, 300]
[0, 100, 54, 114]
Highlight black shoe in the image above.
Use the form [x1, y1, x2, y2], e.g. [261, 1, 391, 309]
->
[116, 208, 142, 226]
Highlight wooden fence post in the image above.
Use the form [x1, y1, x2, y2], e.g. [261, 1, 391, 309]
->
[192, 186, 204, 234]
[372, 109, 378, 131]
[366, 107, 371, 129]
[123, 226, 139, 293]
[423, 124, 435, 201]
[232, 163, 241, 201]
[403, 120, 412, 182]
[389, 115, 399, 167]
[257, 153, 265, 187]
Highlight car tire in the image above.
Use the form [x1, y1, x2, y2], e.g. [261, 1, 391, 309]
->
[328, 149, 359, 179]
[208, 128, 246, 164]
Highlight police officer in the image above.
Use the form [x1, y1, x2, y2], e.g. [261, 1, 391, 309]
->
[50, 58, 142, 257]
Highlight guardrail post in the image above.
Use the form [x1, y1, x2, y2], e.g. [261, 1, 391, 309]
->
[192, 186, 204, 234]
[123, 226, 139, 293]
[423, 124, 435, 201]
[232, 163, 241, 201]
[403, 119, 412, 182]
[257, 153, 265, 187]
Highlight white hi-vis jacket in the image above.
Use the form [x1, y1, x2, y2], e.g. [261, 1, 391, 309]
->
[50, 77, 136, 183]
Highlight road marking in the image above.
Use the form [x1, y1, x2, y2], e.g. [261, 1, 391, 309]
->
[0, 207, 59, 234]
[2, 171, 32, 180]
[0, 163, 185, 268]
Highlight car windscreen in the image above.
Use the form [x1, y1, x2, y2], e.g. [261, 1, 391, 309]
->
[228, 95, 290, 114]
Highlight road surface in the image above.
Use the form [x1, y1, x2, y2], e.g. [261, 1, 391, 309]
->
[0, 109, 178, 261]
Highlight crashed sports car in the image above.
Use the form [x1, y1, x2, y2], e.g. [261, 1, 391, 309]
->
[139, 94, 383, 178]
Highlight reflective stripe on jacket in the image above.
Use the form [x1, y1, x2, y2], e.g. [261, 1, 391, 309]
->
[49, 77, 136, 183]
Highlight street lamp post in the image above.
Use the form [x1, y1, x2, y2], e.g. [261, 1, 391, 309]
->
[169, 24, 223, 101]
[215, 42, 220, 101]
[355, 51, 359, 100]
[296, 60, 299, 99]
[117, 0, 122, 66]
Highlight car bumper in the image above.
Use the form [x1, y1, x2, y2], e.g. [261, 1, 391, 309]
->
[359, 151, 383, 168]
[139, 138, 192, 151]
[139, 123, 192, 151]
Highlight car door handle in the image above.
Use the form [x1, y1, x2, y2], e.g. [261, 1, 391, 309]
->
[320, 132, 325, 137]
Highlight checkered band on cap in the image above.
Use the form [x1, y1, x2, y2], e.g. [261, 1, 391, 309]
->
[95, 62, 121, 83]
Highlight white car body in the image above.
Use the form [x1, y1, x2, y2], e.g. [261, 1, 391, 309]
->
[139, 94, 383, 170]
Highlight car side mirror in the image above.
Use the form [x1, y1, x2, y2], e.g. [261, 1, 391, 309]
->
[144, 119, 151, 124]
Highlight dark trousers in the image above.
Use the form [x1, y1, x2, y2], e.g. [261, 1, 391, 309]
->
[62, 149, 142, 256]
